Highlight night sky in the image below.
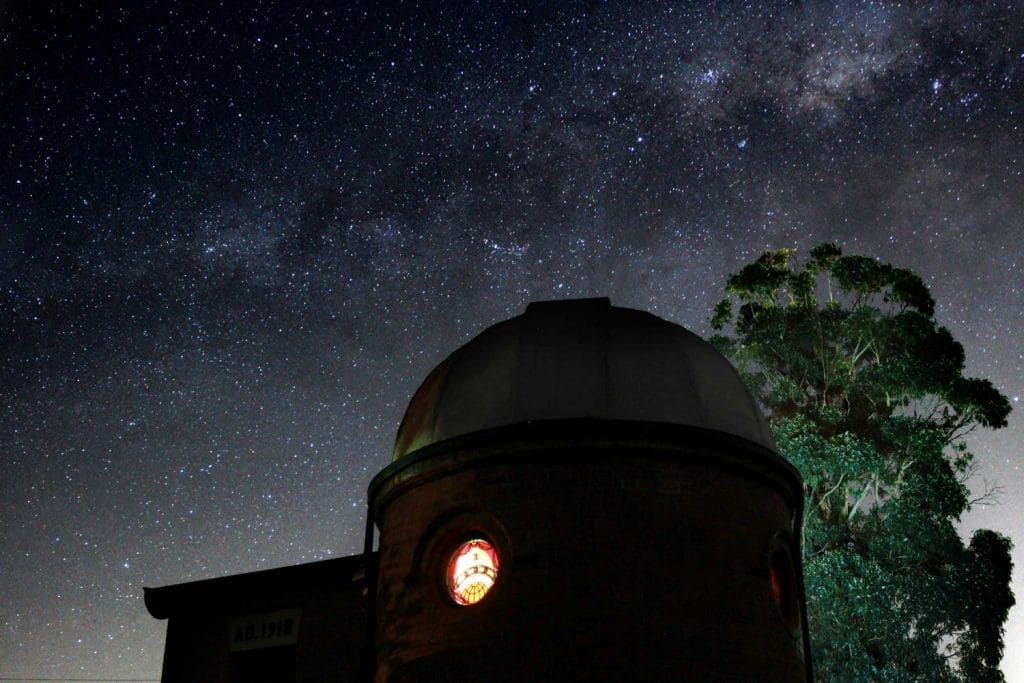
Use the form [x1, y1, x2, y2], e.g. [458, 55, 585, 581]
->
[2, 1, 1022, 680]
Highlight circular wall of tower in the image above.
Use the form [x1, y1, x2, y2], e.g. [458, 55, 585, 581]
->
[371, 425, 805, 682]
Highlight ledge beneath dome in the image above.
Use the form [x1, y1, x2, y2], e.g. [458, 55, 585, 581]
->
[374, 418, 803, 521]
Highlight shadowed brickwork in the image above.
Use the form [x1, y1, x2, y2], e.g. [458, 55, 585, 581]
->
[370, 424, 807, 682]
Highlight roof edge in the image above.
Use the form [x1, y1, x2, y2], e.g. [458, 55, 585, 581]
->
[144, 553, 369, 619]
[374, 418, 801, 507]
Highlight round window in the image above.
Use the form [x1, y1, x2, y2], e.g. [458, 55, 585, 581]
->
[446, 538, 499, 605]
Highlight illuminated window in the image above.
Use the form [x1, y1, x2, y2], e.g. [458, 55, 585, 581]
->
[447, 539, 499, 605]
[769, 543, 800, 631]
[769, 563, 784, 606]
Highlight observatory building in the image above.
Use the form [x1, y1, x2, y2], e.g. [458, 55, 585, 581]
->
[145, 298, 812, 681]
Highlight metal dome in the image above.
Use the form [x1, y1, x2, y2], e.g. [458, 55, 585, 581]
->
[393, 297, 776, 459]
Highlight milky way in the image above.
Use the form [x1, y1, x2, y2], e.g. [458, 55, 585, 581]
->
[2, 1, 1023, 679]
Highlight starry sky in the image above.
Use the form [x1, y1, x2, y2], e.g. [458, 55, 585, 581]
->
[1, 1, 1022, 680]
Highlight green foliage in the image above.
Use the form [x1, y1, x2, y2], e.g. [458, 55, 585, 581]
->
[711, 243, 1014, 682]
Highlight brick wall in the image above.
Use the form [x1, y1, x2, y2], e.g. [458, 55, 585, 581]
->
[153, 556, 368, 682]
[372, 434, 806, 682]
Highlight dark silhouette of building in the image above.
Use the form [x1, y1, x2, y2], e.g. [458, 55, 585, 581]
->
[145, 298, 812, 681]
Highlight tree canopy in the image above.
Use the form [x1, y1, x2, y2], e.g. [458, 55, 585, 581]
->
[710, 243, 1014, 682]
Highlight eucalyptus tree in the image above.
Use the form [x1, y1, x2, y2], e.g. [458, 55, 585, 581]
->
[710, 243, 1014, 682]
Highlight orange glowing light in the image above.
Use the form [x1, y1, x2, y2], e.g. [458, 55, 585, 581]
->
[447, 539, 499, 605]
[769, 544, 800, 630]
[769, 564, 783, 606]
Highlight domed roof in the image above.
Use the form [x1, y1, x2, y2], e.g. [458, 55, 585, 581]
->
[393, 298, 776, 459]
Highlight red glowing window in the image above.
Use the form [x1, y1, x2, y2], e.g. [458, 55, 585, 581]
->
[447, 539, 499, 605]
[769, 563, 785, 605]
[769, 544, 800, 630]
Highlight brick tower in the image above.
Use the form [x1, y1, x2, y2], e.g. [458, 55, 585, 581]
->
[368, 298, 811, 681]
